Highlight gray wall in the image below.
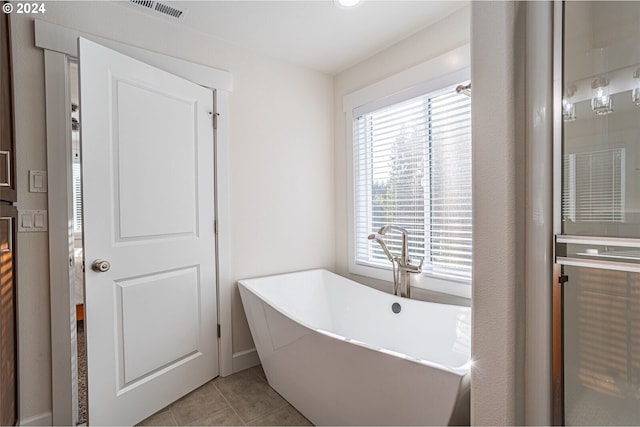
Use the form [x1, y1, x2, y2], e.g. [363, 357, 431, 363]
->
[471, 2, 527, 425]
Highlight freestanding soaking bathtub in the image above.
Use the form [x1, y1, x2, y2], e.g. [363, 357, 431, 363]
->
[238, 269, 471, 426]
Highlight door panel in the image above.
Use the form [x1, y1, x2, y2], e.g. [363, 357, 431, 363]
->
[559, 2, 640, 425]
[118, 266, 200, 385]
[79, 38, 217, 426]
[114, 79, 198, 240]
[562, 2, 640, 239]
[563, 266, 640, 426]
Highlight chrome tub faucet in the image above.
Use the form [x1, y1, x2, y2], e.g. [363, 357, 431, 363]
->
[368, 225, 422, 298]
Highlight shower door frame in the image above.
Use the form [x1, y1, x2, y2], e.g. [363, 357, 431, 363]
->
[551, 1, 564, 425]
[550, 2, 640, 424]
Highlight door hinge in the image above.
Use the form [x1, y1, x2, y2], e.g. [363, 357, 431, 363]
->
[217, 324, 221, 338]
[214, 219, 218, 235]
[558, 275, 569, 285]
[208, 111, 219, 129]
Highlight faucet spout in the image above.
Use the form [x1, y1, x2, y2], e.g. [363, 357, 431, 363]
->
[377, 225, 409, 265]
[377, 225, 408, 236]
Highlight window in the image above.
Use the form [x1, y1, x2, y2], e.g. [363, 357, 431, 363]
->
[562, 148, 625, 223]
[352, 79, 472, 283]
[72, 162, 82, 234]
[72, 131, 83, 235]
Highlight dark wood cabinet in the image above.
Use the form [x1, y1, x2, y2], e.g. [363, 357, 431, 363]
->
[0, 8, 18, 426]
[1, 8, 15, 202]
[0, 204, 17, 426]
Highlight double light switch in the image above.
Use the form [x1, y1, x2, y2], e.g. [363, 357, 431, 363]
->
[18, 210, 48, 232]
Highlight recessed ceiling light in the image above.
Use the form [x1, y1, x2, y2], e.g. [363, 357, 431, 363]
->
[334, 0, 363, 9]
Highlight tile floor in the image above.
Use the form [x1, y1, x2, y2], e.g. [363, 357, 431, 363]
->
[137, 365, 313, 426]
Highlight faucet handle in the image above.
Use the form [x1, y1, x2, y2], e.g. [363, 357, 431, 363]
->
[406, 257, 423, 273]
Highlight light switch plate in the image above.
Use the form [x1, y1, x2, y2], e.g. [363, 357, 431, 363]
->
[18, 210, 48, 232]
[21, 213, 33, 229]
[29, 170, 48, 193]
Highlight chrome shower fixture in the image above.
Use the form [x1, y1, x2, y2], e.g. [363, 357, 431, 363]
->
[456, 83, 471, 97]
[368, 233, 394, 262]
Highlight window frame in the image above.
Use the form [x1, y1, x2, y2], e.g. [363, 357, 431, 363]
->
[343, 45, 471, 299]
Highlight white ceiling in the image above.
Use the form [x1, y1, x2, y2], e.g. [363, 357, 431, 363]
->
[124, 0, 468, 75]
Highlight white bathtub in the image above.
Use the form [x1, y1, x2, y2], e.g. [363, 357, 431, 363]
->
[238, 269, 471, 426]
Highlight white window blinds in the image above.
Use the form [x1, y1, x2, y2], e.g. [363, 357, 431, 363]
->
[563, 148, 625, 222]
[72, 131, 83, 235]
[353, 82, 472, 282]
[72, 161, 82, 234]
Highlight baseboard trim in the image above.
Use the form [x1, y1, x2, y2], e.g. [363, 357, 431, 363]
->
[231, 348, 260, 374]
[20, 411, 53, 426]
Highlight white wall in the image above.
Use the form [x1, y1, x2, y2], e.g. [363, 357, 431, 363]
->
[12, 2, 533, 425]
[333, 5, 471, 305]
[471, 2, 527, 425]
[10, 1, 334, 422]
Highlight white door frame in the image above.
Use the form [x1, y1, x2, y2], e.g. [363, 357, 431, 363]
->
[36, 20, 233, 426]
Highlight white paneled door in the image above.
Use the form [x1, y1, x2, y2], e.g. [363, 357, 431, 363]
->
[79, 38, 218, 426]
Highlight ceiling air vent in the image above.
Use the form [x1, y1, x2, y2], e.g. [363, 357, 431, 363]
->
[127, 0, 186, 21]
[154, 2, 183, 19]
[129, 0, 154, 10]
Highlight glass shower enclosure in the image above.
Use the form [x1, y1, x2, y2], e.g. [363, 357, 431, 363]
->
[557, 2, 640, 425]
